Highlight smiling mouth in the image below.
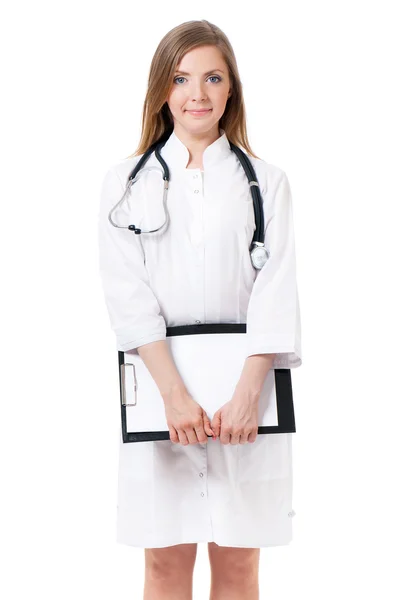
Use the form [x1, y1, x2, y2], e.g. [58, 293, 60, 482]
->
[186, 109, 212, 114]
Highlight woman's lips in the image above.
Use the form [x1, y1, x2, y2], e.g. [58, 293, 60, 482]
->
[186, 109, 212, 116]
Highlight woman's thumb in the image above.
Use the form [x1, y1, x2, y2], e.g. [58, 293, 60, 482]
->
[203, 412, 216, 439]
[210, 411, 221, 438]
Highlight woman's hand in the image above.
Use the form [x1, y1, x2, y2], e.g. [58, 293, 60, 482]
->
[163, 384, 215, 445]
[210, 385, 260, 445]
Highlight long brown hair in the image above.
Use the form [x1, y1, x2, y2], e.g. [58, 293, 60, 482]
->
[126, 19, 260, 160]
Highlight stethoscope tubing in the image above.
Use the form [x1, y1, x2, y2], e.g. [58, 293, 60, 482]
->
[107, 132, 269, 269]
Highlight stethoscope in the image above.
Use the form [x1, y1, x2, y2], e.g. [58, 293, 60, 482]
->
[108, 131, 269, 269]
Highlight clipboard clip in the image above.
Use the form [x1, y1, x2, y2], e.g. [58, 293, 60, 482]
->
[120, 363, 138, 406]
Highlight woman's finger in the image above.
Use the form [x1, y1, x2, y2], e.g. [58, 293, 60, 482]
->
[177, 429, 189, 445]
[185, 427, 200, 445]
[169, 425, 179, 444]
[247, 429, 257, 443]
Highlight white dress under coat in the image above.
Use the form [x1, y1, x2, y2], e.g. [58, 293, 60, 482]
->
[97, 128, 302, 548]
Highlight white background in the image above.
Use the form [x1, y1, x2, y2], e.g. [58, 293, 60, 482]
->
[1, 1, 397, 598]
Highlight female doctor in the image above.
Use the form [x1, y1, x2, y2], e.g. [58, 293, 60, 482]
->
[98, 19, 302, 600]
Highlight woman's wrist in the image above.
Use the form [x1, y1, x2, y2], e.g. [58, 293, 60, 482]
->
[237, 354, 276, 398]
[160, 380, 188, 403]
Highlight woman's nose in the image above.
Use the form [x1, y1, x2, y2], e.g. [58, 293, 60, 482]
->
[188, 81, 207, 101]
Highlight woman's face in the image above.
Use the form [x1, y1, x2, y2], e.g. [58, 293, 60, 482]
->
[166, 45, 231, 137]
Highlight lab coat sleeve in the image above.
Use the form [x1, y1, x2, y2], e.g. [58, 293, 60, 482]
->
[97, 163, 167, 352]
[246, 169, 302, 368]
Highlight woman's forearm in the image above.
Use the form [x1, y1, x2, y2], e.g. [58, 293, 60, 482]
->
[137, 340, 187, 399]
[237, 354, 276, 396]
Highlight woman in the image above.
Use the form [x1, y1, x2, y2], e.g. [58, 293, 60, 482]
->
[98, 19, 302, 600]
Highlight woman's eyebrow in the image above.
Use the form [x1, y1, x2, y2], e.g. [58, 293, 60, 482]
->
[174, 69, 225, 76]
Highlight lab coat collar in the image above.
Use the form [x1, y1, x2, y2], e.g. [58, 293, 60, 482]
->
[161, 128, 231, 170]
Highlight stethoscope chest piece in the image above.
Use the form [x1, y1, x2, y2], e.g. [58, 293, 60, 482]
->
[250, 243, 270, 270]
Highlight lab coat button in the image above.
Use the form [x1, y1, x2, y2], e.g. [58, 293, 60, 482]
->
[201, 492, 205, 497]
[199, 472, 203, 477]
[195, 320, 201, 324]
[194, 189, 199, 193]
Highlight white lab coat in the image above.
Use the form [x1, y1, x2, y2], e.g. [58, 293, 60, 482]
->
[98, 128, 302, 548]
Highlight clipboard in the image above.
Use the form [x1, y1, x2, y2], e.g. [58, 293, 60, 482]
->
[118, 323, 296, 443]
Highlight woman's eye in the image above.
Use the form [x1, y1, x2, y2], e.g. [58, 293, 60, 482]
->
[173, 75, 221, 84]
